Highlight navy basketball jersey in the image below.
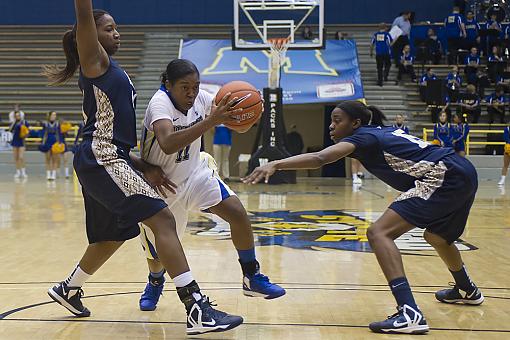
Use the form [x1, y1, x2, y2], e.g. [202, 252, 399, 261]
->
[79, 57, 137, 149]
[342, 126, 454, 192]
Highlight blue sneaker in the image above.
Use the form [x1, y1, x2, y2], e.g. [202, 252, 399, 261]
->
[139, 275, 165, 311]
[369, 304, 429, 334]
[243, 273, 286, 299]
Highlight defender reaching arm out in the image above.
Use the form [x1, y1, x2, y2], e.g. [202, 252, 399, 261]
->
[243, 142, 355, 184]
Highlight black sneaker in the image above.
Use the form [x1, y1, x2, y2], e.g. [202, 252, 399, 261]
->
[47, 281, 90, 317]
[369, 304, 429, 334]
[185, 295, 243, 335]
[435, 283, 484, 305]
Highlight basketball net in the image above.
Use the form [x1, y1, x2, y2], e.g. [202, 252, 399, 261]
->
[268, 37, 290, 89]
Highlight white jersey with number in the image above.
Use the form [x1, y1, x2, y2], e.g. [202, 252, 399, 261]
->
[141, 88, 214, 186]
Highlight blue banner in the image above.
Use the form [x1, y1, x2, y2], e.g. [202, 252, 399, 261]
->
[180, 39, 364, 104]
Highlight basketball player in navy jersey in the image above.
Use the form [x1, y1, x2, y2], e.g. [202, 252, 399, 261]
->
[243, 101, 484, 334]
[42, 1, 242, 335]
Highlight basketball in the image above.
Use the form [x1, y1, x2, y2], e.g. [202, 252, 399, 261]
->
[215, 81, 263, 133]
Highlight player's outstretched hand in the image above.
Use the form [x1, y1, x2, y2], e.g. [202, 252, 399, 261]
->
[242, 162, 277, 184]
[209, 92, 243, 125]
[142, 163, 177, 198]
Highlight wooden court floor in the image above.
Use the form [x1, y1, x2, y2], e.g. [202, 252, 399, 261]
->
[0, 173, 509, 339]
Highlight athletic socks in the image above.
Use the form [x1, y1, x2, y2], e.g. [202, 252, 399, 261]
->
[499, 175, 506, 185]
[174, 271, 201, 303]
[389, 277, 419, 310]
[237, 248, 258, 276]
[450, 265, 476, 293]
[65, 265, 91, 288]
[46, 170, 51, 180]
[21, 168, 27, 177]
[149, 269, 165, 286]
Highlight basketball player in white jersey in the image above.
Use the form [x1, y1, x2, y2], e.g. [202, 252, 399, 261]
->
[138, 59, 285, 311]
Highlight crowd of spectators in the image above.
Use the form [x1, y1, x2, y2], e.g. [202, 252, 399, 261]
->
[370, 3, 510, 124]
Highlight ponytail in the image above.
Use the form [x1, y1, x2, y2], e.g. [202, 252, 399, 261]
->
[161, 71, 168, 84]
[42, 9, 109, 86]
[336, 101, 387, 126]
[42, 28, 79, 85]
[367, 105, 387, 126]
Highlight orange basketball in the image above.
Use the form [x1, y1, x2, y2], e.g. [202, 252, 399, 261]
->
[215, 81, 263, 133]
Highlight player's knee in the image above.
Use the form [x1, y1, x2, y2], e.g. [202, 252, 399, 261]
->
[147, 209, 178, 236]
[423, 230, 447, 247]
[366, 224, 380, 244]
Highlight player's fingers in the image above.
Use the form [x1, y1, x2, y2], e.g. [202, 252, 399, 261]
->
[264, 173, 270, 184]
[218, 92, 232, 106]
[165, 178, 177, 189]
[162, 182, 176, 194]
[225, 96, 239, 110]
[156, 186, 167, 198]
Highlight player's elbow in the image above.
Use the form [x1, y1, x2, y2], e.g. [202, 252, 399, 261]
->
[315, 153, 329, 168]
[161, 145, 179, 155]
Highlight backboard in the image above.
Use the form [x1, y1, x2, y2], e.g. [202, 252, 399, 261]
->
[233, 0, 324, 50]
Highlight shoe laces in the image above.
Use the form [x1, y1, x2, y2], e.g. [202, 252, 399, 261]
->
[387, 306, 403, 319]
[142, 282, 163, 299]
[251, 273, 271, 284]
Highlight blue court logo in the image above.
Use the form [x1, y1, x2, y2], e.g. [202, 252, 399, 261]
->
[190, 210, 477, 253]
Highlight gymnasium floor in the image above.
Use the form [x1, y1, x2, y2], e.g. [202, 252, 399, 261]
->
[0, 173, 509, 339]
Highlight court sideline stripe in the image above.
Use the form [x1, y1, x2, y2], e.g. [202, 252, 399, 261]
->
[0, 281, 508, 290]
[1, 288, 508, 320]
[1, 318, 509, 333]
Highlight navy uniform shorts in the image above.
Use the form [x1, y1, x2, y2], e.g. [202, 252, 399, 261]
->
[74, 139, 167, 244]
[390, 154, 478, 244]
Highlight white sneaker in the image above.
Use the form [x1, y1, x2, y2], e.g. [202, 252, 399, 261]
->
[47, 171, 52, 180]
[14, 171, 21, 179]
[498, 177, 505, 186]
[353, 177, 362, 185]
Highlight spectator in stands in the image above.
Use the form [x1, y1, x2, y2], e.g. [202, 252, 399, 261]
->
[497, 125, 510, 186]
[392, 114, 410, 134]
[424, 28, 442, 64]
[473, 67, 491, 97]
[370, 23, 393, 87]
[446, 65, 462, 102]
[488, 46, 504, 83]
[487, 85, 507, 123]
[9, 111, 29, 179]
[444, 6, 466, 65]
[464, 11, 480, 49]
[335, 31, 349, 40]
[433, 111, 453, 147]
[464, 47, 480, 84]
[213, 124, 232, 181]
[454, 0, 468, 16]
[391, 11, 412, 67]
[419, 68, 437, 102]
[458, 84, 482, 123]
[286, 124, 304, 156]
[38, 111, 63, 180]
[302, 26, 313, 40]
[429, 94, 451, 123]
[396, 44, 416, 84]
[8, 104, 25, 124]
[451, 112, 470, 157]
[485, 13, 502, 54]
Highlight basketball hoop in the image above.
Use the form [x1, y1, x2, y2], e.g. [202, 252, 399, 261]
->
[268, 37, 290, 88]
